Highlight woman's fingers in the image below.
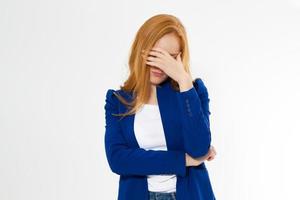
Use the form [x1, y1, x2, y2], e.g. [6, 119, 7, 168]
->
[146, 57, 165, 71]
[148, 49, 164, 58]
[145, 49, 169, 70]
[145, 60, 164, 70]
[212, 146, 217, 155]
[210, 145, 217, 155]
[207, 154, 215, 161]
[206, 146, 217, 161]
[146, 55, 162, 62]
[207, 155, 215, 161]
[151, 47, 170, 57]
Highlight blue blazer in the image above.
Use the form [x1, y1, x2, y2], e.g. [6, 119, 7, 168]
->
[104, 77, 216, 200]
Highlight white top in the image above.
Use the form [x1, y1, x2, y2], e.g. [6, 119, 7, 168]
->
[134, 104, 177, 193]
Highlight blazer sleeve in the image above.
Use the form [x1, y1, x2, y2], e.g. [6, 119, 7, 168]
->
[176, 78, 212, 158]
[104, 89, 187, 177]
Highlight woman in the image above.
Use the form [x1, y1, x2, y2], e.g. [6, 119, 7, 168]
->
[104, 14, 217, 200]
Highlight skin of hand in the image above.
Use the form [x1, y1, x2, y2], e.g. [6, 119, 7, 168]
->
[206, 145, 217, 161]
[185, 145, 217, 167]
[145, 47, 192, 85]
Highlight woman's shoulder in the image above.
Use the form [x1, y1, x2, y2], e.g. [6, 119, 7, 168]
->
[105, 88, 132, 105]
[105, 88, 119, 97]
[104, 89, 118, 112]
[105, 88, 122, 102]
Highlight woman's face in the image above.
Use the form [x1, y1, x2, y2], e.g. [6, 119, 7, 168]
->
[149, 32, 181, 85]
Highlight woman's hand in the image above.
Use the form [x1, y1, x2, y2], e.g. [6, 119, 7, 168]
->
[206, 145, 217, 161]
[185, 145, 217, 167]
[144, 47, 190, 83]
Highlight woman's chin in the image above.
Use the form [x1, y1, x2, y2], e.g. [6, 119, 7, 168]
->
[150, 75, 168, 85]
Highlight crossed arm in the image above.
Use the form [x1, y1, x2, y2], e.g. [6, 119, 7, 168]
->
[104, 78, 212, 177]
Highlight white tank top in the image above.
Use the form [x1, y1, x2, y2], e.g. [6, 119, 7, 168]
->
[134, 104, 177, 193]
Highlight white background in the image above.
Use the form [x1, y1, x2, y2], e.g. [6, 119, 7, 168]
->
[1, 0, 300, 199]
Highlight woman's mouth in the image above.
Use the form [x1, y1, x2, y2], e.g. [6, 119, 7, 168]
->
[151, 71, 164, 77]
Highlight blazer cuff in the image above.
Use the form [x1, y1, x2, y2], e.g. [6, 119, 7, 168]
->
[175, 151, 187, 177]
[178, 85, 198, 99]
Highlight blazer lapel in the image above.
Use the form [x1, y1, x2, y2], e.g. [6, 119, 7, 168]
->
[156, 79, 177, 150]
[120, 78, 180, 150]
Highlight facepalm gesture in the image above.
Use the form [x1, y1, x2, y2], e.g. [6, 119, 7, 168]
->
[143, 47, 190, 83]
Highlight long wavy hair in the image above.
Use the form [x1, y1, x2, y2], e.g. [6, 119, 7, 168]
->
[113, 14, 194, 118]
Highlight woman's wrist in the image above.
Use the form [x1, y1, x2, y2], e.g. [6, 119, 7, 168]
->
[185, 153, 193, 167]
[178, 74, 193, 92]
